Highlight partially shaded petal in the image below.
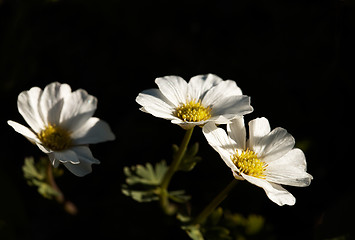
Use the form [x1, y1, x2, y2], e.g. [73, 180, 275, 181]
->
[155, 76, 188, 106]
[248, 117, 271, 151]
[266, 148, 313, 187]
[202, 80, 243, 107]
[59, 89, 97, 131]
[211, 95, 253, 122]
[202, 122, 238, 172]
[48, 153, 60, 167]
[227, 117, 246, 150]
[256, 127, 295, 163]
[7, 120, 40, 143]
[17, 86, 45, 132]
[72, 117, 115, 145]
[39, 82, 71, 124]
[140, 106, 176, 120]
[136, 88, 174, 107]
[62, 146, 100, 177]
[136, 88, 175, 119]
[207, 115, 231, 125]
[187, 74, 223, 100]
[242, 174, 296, 206]
[36, 142, 51, 154]
[53, 149, 80, 164]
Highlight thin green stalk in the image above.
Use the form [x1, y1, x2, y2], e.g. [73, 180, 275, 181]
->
[159, 127, 194, 213]
[191, 179, 238, 226]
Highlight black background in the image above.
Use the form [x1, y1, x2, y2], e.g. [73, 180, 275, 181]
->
[0, 0, 354, 239]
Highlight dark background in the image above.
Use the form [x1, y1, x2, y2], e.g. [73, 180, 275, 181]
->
[1, 0, 354, 239]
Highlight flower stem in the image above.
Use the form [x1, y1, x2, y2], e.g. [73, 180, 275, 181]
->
[191, 179, 238, 226]
[159, 127, 194, 213]
[46, 162, 78, 215]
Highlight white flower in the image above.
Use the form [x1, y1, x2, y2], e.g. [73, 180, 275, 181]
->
[136, 74, 253, 129]
[202, 117, 313, 206]
[8, 82, 115, 177]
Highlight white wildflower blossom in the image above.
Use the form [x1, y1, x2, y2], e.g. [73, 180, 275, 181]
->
[202, 117, 313, 206]
[136, 74, 253, 129]
[8, 82, 115, 176]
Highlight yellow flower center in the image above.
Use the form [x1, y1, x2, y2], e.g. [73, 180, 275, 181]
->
[231, 149, 267, 178]
[175, 99, 212, 122]
[38, 124, 72, 151]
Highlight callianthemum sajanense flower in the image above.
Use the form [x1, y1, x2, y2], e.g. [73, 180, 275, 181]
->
[136, 74, 253, 129]
[8, 82, 115, 176]
[203, 117, 313, 206]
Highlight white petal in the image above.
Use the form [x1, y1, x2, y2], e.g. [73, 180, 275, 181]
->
[202, 80, 243, 107]
[63, 146, 100, 177]
[59, 89, 97, 131]
[53, 149, 80, 164]
[242, 174, 296, 206]
[227, 117, 246, 149]
[210, 95, 253, 122]
[136, 88, 174, 107]
[155, 76, 188, 106]
[36, 142, 51, 154]
[72, 117, 115, 145]
[39, 82, 71, 124]
[48, 153, 60, 167]
[140, 106, 176, 120]
[255, 127, 295, 163]
[17, 86, 45, 132]
[207, 115, 231, 125]
[7, 120, 40, 143]
[136, 89, 175, 119]
[248, 117, 271, 152]
[266, 148, 313, 187]
[224, 79, 243, 95]
[202, 122, 238, 172]
[248, 117, 271, 142]
[187, 74, 223, 100]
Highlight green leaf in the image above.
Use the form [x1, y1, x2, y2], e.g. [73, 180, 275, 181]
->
[168, 190, 191, 203]
[122, 160, 191, 204]
[22, 157, 46, 181]
[121, 186, 159, 202]
[22, 157, 61, 200]
[122, 161, 168, 202]
[124, 161, 168, 186]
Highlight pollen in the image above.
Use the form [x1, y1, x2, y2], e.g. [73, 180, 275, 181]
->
[38, 124, 72, 151]
[175, 99, 212, 122]
[231, 149, 267, 178]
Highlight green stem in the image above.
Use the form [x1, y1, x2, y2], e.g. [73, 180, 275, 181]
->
[191, 179, 238, 226]
[46, 162, 78, 215]
[159, 127, 194, 213]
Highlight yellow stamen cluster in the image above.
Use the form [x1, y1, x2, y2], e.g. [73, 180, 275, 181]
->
[38, 124, 72, 151]
[231, 149, 267, 178]
[175, 99, 212, 122]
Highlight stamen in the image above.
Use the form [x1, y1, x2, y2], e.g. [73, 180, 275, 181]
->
[175, 99, 212, 122]
[230, 149, 267, 178]
[38, 124, 72, 151]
